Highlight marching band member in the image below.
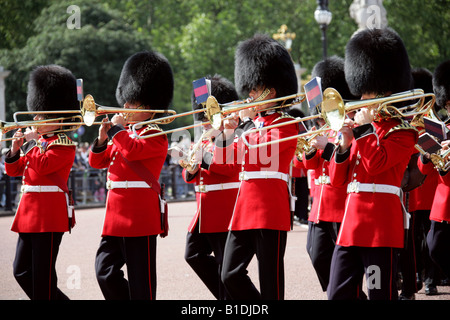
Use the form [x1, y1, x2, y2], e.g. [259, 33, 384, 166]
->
[182, 75, 240, 300]
[398, 67, 437, 299]
[5, 65, 79, 300]
[217, 34, 299, 300]
[287, 107, 309, 226]
[89, 51, 173, 300]
[422, 59, 450, 281]
[299, 56, 358, 294]
[327, 28, 419, 300]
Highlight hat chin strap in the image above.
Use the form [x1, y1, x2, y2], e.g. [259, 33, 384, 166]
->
[253, 88, 271, 103]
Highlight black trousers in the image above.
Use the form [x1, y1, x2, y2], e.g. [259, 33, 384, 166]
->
[399, 212, 418, 295]
[13, 232, 69, 300]
[427, 220, 450, 279]
[95, 235, 157, 300]
[328, 245, 399, 300]
[184, 225, 229, 299]
[413, 211, 439, 285]
[293, 177, 309, 221]
[306, 221, 340, 291]
[221, 229, 287, 300]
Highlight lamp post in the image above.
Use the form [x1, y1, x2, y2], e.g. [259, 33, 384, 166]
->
[314, 0, 332, 60]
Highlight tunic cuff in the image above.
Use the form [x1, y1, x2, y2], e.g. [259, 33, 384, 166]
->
[107, 124, 126, 140]
[184, 170, 198, 182]
[335, 145, 351, 163]
[353, 123, 375, 140]
[200, 151, 213, 170]
[21, 140, 37, 155]
[91, 138, 108, 153]
[5, 148, 21, 163]
[321, 142, 336, 161]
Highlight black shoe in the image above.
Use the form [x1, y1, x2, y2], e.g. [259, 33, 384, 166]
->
[425, 284, 438, 295]
[416, 274, 423, 291]
[440, 278, 450, 286]
[399, 292, 415, 300]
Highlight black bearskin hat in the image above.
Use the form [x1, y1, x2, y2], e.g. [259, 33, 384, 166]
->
[344, 28, 413, 97]
[191, 74, 239, 122]
[234, 34, 298, 103]
[312, 55, 357, 101]
[412, 67, 433, 94]
[116, 50, 174, 110]
[432, 60, 450, 108]
[26, 64, 79, 117]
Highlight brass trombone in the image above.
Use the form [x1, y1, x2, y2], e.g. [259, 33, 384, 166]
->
[81, 94, 177, 126]
[0, 115, 84, 142]
[131, 92, 306, 139]
[241, 88, 435, 150]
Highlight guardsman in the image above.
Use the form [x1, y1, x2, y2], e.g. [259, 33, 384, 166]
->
[422, 59, 450, 281]
[299, 56, 358, 294]
[5, 65, 79, 300]
[399, 67, 438, 299]
[182, 74, 240, 300]
[89, 51, 173, 300]
[218, 34, 299, 300]
[327, 28, 419, 300]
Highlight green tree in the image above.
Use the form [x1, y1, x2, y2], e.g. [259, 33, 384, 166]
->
[0, 0, 150, 142]
[0, 0, 49, 50]
[384, 0, 450, 71]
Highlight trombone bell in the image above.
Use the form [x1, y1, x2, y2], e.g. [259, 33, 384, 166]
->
[81, 94, 97, 126]
[321, 88, 346, 131]
[205, 96, 223, 130]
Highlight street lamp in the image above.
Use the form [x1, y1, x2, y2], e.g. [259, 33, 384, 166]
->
[314, 0, 332, 60]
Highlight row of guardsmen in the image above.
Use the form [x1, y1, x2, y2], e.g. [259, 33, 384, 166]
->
[4, 26, 450, 300]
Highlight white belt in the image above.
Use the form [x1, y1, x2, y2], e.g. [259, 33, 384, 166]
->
[347, 181, 401, 196]
[239, 171, 289, 183]
[21, 185, 64, 193]
[106, 180, 151, 190]
[315, 175, 330, 185]
[195, 182, 240, 193]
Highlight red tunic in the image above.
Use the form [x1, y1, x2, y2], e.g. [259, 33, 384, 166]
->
[6, 134, 76, 233]
[183, 140, 240, 233]
[217, 112, 298, 231]
[89, 125, 168, 237]
[408, 166, 438, 212]
[417, 157, 450, 222]
[329, 118, 418, 248]
[301, 144, 346, 223]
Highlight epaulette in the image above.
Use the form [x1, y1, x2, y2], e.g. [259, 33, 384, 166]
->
[272, 111, 295, 124]
[48, 133, 76, 148]
[141, 123, 163, 136]
[385, 120, 418, 138]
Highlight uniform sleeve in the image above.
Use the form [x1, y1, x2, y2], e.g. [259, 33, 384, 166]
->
[182, 168, 198, 183]
[4, 149, 26, 177]
[293, 155, 305, 169]
[355, 124, 418, 175]
[329, 147, 351, 187]
[89, 138, 112, 169]
[303, 149, 321, 169]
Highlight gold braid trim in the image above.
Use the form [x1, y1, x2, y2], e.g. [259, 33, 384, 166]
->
[272, 111, 295, 124]
[48, 133, 76, 148]
[384, 120, 418, 138]
[140, 123, 163, 136]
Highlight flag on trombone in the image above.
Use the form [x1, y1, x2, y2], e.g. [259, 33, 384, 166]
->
[304, 77, 323, 111]
[193, 77, 211, 105]
[76, 79, 83, 102]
